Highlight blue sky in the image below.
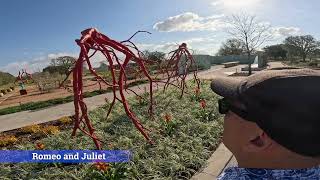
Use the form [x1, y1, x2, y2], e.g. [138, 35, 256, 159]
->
[0, 0, 319, 74]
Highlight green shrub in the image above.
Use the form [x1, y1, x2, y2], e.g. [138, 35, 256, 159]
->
[1, 90, 6, 94]
[308, 61, 318, 67]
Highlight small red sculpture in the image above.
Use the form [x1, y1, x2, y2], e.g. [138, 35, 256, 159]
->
[15, 69, 33, 95]
[15, 69, 33, 83]
[162, 43, 201, 98]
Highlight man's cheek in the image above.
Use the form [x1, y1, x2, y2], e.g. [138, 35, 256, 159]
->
[222, 118, 232, 146]
[223, 114, 241, 149]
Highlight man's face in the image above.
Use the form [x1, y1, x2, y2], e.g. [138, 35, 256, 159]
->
[223, 111, 260, 158]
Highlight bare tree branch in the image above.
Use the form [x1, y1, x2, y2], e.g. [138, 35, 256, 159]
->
[225, 13, 272, 75]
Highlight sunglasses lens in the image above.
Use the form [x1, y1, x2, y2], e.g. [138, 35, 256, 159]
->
[218, 98, 229, 114]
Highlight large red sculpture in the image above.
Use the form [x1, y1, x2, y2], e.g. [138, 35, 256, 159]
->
[70, 28, 201, 149]
[71, 28, 155, 149]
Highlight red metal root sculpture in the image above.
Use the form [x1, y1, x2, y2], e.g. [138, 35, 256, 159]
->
[162, 43, 201, 98]
[71, 28, 155, 149]
[15, 69, 33, 83]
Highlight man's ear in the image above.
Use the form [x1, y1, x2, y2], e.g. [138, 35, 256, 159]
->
[243, 132, 273, 153]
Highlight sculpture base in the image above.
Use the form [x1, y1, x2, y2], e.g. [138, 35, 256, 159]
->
[20, 90, 28, 95]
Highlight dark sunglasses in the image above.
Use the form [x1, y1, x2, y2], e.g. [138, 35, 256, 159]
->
[218, 98, 249, 120]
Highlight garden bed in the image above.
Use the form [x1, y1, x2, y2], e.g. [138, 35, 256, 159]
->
[0, 116, 74, 148]
[0, 80, 223, 179]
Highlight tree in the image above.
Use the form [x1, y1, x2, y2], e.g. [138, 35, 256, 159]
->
[143, 51, 166, 63]
[44, 56, 77, 75]
[226, 14, 272, 75]
[310, 49, 320, 60]
[284, 35, 320, 62]
[217, 38, 245, 56]
[263, 44, 287, 60]
[50, 56, 76, 70]
[95, 62, 109, 72]
[43, 66, 66, 75]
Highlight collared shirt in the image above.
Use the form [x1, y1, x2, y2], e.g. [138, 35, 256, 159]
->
[218, 166, 320, 180]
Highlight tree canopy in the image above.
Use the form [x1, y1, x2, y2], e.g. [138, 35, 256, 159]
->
[217, 39, 245, 56]
[43, 56, 76, 75]
[142, 51, 166, 63]
[263, 44, 288, 60]
[284, 35, 320, 61]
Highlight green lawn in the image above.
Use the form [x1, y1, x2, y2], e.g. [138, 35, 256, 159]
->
[0, 80, 224, 180]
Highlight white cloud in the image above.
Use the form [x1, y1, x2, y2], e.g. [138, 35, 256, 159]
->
[1, 50, 122, 76]
[210, 1, 221, 6]
[210, 0, 262, 11]
[153, 12, 226, 32]
[137, 37, 220, 55]
[0, 50, 139, 75]
[271, 26, 302, 38]
[0, 52, 77, 75]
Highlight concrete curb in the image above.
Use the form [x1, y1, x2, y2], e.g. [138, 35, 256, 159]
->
[191, 143, 233, 180]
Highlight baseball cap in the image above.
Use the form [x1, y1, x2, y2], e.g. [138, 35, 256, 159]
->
[210, 68, 320, 157]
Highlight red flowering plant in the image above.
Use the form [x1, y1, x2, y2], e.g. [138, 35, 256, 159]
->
[94, 162, 110, 172]
[161, 113, 177, 136]
[90, 162, 128, 179]
[163, 113, 172, 123]
[195, 99, 216, 122]
[190, 86, 204, 101]
[195, 88, 200, 96]
[35, 142, 45, 150]
[200, 100, 206, 109]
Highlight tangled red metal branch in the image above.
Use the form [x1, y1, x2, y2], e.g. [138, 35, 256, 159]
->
[161, 43, 201, 98]
[15, 69, 33, 84]
[69, 28, 201, 149]
[71, 28, 155, 149]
